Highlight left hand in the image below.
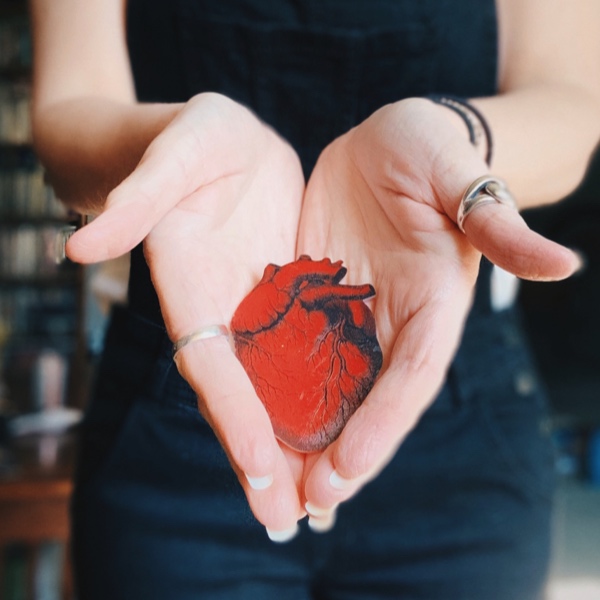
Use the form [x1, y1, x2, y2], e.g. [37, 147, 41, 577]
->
[66, 94, 309, 535]
[296, 98, 580, 520]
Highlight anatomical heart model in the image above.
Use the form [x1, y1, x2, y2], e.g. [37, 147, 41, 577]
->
[231, 256, 382, 452]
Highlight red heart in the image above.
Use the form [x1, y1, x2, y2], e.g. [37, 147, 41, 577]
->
[231, 256, 382, 452]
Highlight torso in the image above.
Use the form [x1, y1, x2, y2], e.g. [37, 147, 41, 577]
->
[126, 0, 499, 323]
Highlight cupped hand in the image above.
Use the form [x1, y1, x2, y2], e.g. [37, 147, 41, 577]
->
[297, 98, 580, 520]
[66, 93, 307, 535]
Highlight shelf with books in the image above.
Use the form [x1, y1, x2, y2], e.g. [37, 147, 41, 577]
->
[0, 432, 75, 600]
[0, 226, 77, 279]
[0, 144, 65, 219]
[0, 3, 87, 419]
[0, 79, 30, 144]
[0, 5, 79, 599]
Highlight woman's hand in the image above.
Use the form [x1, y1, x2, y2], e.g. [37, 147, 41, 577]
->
[67, 93, 307, 536]
[296, 98, 580, 520]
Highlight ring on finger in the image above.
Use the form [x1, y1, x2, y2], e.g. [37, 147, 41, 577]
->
[172, 324, 231, 358]
[457, 175, 516, 234]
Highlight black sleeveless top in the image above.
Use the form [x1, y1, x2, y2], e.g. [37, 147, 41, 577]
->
[126, 0, 498, 324]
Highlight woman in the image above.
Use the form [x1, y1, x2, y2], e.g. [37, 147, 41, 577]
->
[30, 0, 600, 598]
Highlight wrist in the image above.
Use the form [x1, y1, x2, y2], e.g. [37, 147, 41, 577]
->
[425, 95, 493, 166]
[34, 99, 185, 213]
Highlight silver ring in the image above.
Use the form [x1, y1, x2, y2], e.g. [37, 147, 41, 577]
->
[173, 324, 231, 358]
[456, 175, 516, 234]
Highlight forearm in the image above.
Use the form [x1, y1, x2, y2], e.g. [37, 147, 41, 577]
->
[32, 98, 183, 214]
[466, 0, 600, 209]
[28, 0, 184, 214]
[471, 84, 600, 209]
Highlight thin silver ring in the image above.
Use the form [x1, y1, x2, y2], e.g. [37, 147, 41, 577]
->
[173, 324, 231, 358]
[456, 175, 516, 234]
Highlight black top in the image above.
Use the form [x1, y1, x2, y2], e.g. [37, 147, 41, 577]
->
[126, 0, 498, 324]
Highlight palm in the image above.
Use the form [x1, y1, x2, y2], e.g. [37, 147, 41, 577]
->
[297, 100, 578, 511]
[145, 120, 304, 342]
[145, 106, 310, 529]
[297, 105, 480, 471]
[300, 138, 479, 363]
[68, 94, 308, 532]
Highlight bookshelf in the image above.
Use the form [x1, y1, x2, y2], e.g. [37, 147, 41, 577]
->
[0, 432, 75, 600]
[0, 0, 84, 418]
[0, 2, 83, 598]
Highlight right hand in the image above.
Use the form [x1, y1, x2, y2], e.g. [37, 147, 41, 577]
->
[67, 93, 307, 536]
[296, 98, 581, 519]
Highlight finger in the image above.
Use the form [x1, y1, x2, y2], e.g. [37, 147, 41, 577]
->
[66, 94, 259, 263]
[175, 336, 304, 534]
[463, 203, 582, 281]
[296, 452, 337, 533]
[240, 450, 303, 542]
[65, 136, 194, 263]
[303, 299, 466, 509]
[65, 179, 184, 264]
[305, 501, 338, 533]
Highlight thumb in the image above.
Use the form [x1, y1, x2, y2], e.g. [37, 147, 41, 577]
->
[66, 107, 201, 264]
[436, 171, 582, 282]
[65, 121, 206, 263]
[65, 159, 187, 264]
[463, 202, 582, 281]
[66, 93, 260, 264]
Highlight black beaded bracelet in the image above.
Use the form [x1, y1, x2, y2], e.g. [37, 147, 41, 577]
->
[427, 94, 493, 166]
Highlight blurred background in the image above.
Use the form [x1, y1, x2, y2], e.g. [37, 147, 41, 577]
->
[0, 0, 598, 598]
[520, 150, 600, 599]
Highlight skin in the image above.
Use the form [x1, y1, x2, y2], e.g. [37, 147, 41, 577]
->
[29, 0, 600, 535]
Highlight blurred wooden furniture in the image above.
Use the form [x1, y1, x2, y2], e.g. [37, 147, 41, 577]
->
[0, 433, 75, 600]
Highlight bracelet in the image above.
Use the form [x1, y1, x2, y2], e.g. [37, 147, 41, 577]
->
[427, 94, 493, 166]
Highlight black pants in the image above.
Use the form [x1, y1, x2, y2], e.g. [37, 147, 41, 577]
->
[72, 294, 555, 600]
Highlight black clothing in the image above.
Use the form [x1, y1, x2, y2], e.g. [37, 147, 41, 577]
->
[72, 2, 554, 598]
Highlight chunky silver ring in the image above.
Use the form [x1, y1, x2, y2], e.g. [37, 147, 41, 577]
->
[456, 175, 516, 234]
[173, 324, 231, 358]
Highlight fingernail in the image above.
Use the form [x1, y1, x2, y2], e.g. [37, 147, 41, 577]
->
[266, 523, 299, 543]
[245, 473, 274, 490]
[571, 249, 587, 274]
[306, 502, 338, 534]
[308, 513, 336, 534]
[305, 501, 334, 518]
[329, 470, 353, 490]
